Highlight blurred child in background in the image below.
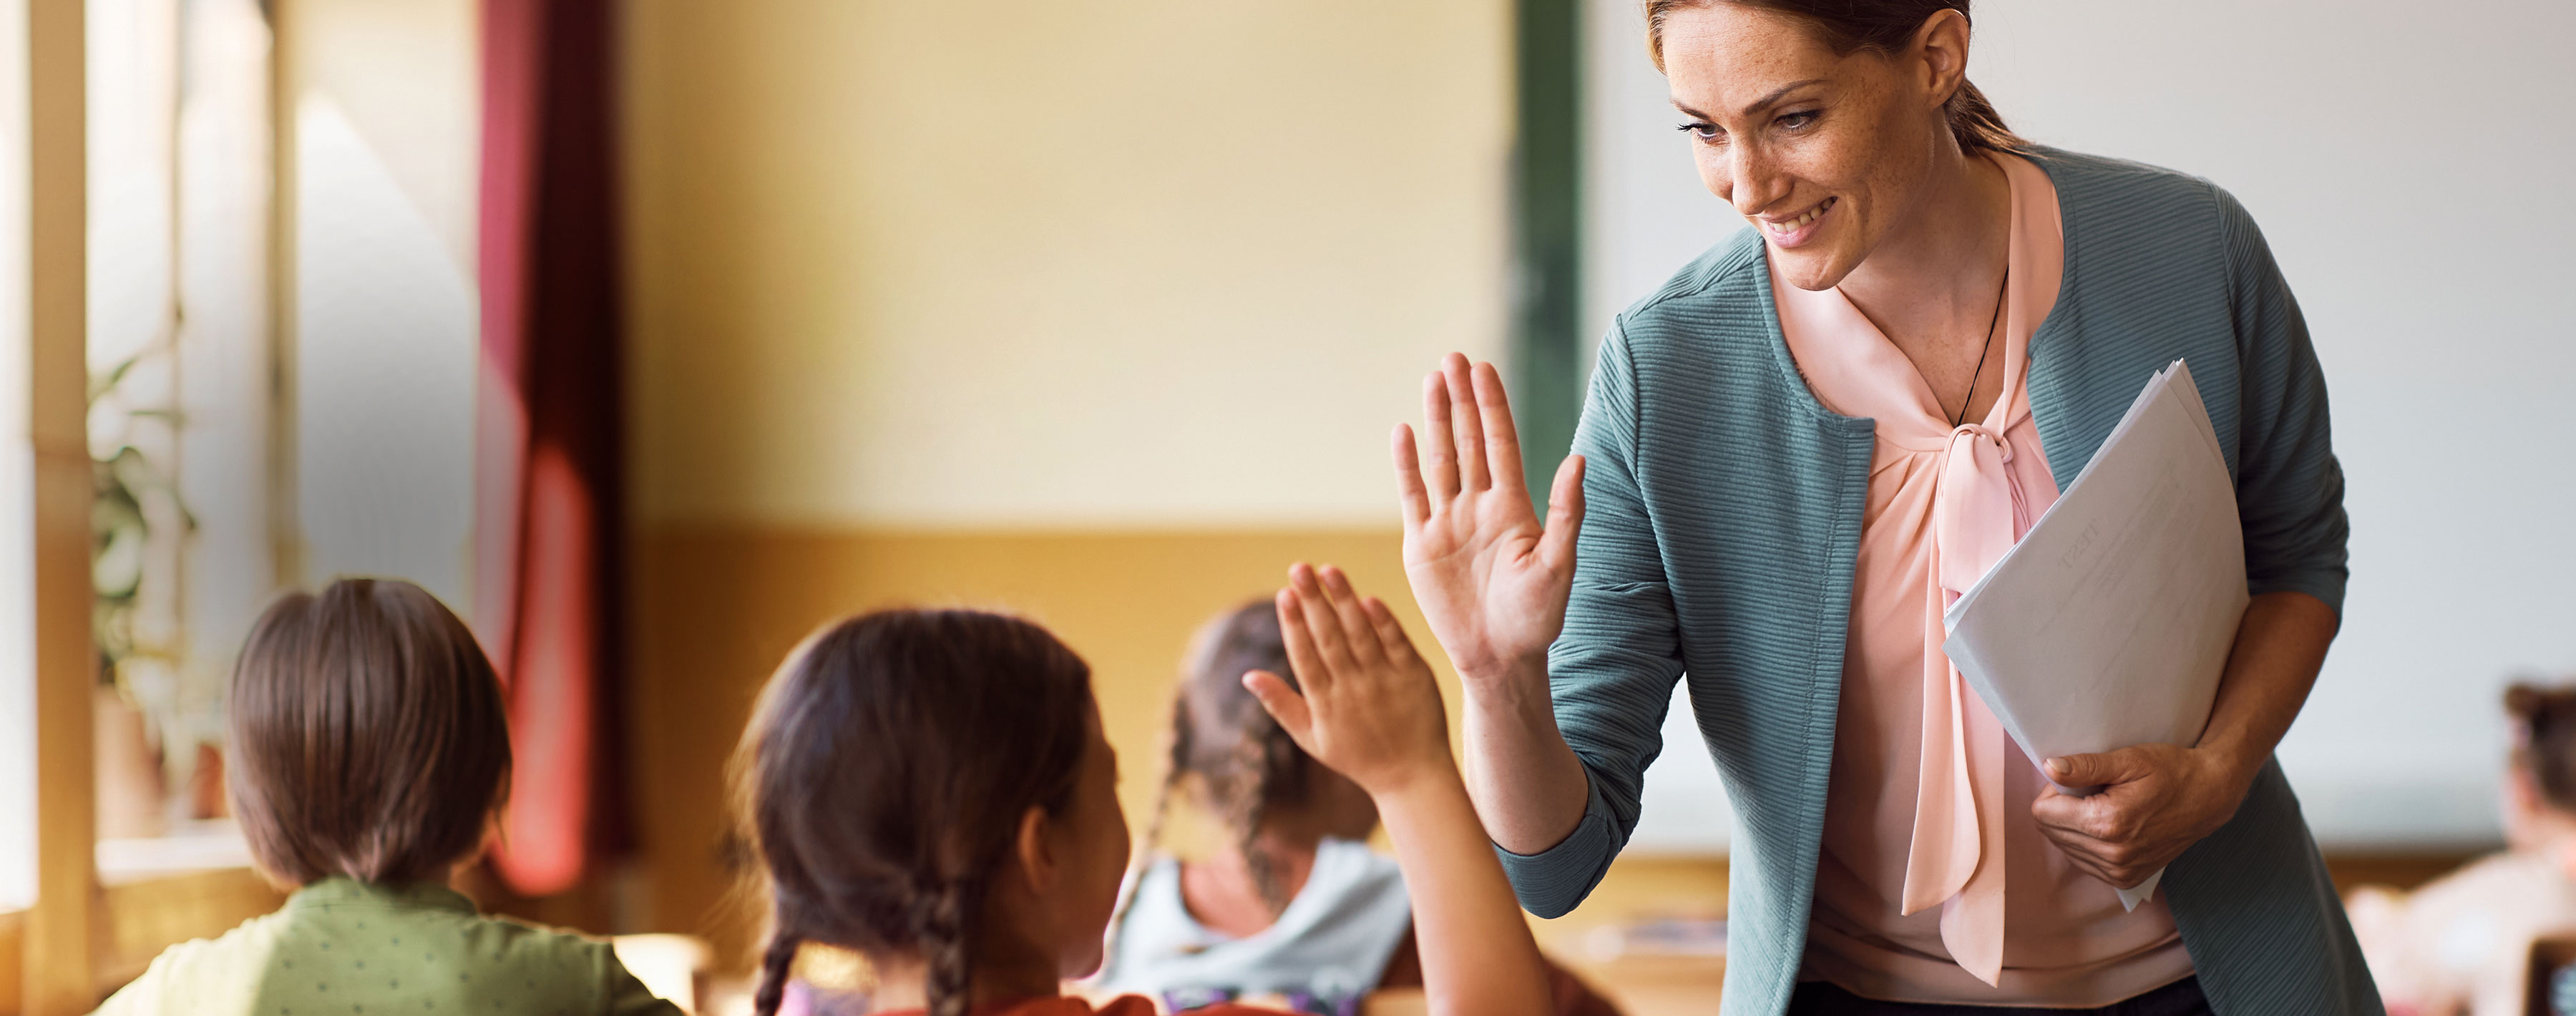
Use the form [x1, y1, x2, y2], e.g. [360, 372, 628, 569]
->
[92, 578, 678, 1016]
[1095, 600, 1619, 1016]
[732, 565, 1558, 1016]
[2350, 681, 2576, 1016]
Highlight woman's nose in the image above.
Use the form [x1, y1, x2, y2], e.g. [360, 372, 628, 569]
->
[1724, 147, 1789, 220]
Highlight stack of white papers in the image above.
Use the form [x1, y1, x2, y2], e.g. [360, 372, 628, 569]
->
[1940, 360, 2248, 910]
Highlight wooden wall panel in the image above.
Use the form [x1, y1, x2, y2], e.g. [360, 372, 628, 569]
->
[22, 0, 93, 1011]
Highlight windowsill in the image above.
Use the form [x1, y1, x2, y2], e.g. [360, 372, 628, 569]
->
[95, 819, 256, 887]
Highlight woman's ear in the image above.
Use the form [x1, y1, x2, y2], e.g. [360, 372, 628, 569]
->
[1909, 8, 1972, 110]
[1013, 803, 1058, 896]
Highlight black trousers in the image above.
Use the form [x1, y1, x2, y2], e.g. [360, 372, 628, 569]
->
[1785, 977, 2212, 1016]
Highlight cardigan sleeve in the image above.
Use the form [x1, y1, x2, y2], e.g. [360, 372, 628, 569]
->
[1492, 318, 1690, 919]
[2212, 185, 2351, 617]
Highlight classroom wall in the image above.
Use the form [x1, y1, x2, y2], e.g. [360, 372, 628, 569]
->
[1967, 0, 2576, 850]
[1581, 0, 2576, 849]
[618, 0, 1514, 957]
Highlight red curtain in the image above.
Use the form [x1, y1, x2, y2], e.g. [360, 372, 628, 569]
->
[475, 0, 629, 897]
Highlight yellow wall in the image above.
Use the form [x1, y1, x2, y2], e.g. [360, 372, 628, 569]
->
[617, 0, 1521, 959]
[620, 1, 1512, 528]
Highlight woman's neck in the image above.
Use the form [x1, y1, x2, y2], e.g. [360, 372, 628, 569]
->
[1833, 147, 2014, 366]
[1177, 826, 1326, 938]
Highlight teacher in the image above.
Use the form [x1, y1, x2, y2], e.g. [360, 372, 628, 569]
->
[1379, 1, 2369, 1014]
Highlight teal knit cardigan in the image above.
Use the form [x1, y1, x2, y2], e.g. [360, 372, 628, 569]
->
[1501, 147, 2376, 1015]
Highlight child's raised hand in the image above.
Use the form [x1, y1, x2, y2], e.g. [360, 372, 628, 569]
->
[1246, 565, 1554, 1016]
[1241, 563, 1455, 798]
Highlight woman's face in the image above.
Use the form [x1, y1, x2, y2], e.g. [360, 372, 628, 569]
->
[1662, 4, 1961, 290]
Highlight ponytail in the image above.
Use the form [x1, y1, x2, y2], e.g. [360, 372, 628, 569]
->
[751, 932, 802, 1016]
[914, 879, 984, 1016]
[1227, 736, 1291, 915]
[1944, 79, 2023, 155]
[1158, 600, 1316, 921]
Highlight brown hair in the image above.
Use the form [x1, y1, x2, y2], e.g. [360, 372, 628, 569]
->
[1121, 601, 1319, 928]
[1645, 0, 2026, 154]
[734, 609, 1094, 1016]
[226, 578, 512, 886]
[2508, 681, 2576, 812]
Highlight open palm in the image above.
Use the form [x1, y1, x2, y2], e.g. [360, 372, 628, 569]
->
[1394, 354, 1586, 683]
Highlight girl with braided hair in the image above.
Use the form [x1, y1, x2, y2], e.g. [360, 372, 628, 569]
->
[1096, 600, 1620, 1016]
[733, 566, 1558, 1016]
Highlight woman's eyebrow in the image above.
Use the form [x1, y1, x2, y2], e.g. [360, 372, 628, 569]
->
[1672, 78, 1828, 121]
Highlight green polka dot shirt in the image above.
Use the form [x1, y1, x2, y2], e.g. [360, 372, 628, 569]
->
[89, 877, 682, 1016]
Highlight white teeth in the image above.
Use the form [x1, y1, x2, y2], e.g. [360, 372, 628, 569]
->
[1772, 197, 1832, 234]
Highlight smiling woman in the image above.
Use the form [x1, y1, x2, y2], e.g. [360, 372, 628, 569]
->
[1387, 1, 2372, 1015]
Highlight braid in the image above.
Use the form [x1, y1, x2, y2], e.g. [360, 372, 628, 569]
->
[751, 931, 802, 1016]
[1169, 600, 1314, 917]
[1229, 735, 1290, 915]
[915, 878, 983, 1016]
[1106, 698, 1194, 959]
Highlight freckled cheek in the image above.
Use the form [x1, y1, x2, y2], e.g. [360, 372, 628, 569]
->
[1692, 147, 1731, 199]
[1783, 137, 1870, 230]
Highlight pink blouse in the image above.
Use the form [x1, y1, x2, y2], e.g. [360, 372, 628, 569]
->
[1772, 152, 2195, 1005]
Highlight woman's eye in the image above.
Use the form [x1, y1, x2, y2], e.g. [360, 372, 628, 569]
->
[1777, 110, 1819, 131]
[1676, 121, 1724, 142]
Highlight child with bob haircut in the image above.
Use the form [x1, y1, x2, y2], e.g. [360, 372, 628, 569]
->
[93, 578, 678, 1016]
[736, 563, 1556, 1016]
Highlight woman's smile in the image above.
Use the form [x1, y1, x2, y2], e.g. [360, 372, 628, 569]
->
[1762, 195, 1838, 248]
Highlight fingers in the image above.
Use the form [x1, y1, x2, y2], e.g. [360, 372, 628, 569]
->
[1289, 564, 1367, 677]
[1421, 373, 1460, 505]
[1360, 595, 1426, 670]
[2031, 778, 2152, 844]
[1274, 587, 1333, 700]
[1538, 454, 1587, 574]
[1241, 669, 1314, 743]
[1314, 567, 1387, 666]
[1443, 353, 1488, 492]
[2032, 821, 2132, 887]
[1392, 424, 1431, 529]
[1470, 361, 1526, 497]
[2028, 789, 2099, 837]
[2044, 751, 2127, 788]
[2032, 819, 2160, 888]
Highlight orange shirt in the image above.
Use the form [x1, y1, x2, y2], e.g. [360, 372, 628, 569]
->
[1773, 152, 2194, 1005]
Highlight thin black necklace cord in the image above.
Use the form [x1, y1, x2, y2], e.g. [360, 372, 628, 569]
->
[1951, 265, 2009, 429]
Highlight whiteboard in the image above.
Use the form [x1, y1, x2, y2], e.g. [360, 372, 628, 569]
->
[1586, 0, 2576, 851]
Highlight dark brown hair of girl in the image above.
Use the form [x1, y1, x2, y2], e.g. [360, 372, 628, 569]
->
[2507, 681, 2576, 812]
[226, 578, 512, 886]
[735, 609, 1094, 1016]
[1130, 601, 1317, 919]
[1644, 0, 2027, 155]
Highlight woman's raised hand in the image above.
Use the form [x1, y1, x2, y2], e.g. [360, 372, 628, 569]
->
[1395, 353, 1586, 684]
[1242, 563, 1454, 796]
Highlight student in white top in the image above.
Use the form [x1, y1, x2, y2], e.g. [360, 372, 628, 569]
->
[1096, 602, 1621, 1016]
